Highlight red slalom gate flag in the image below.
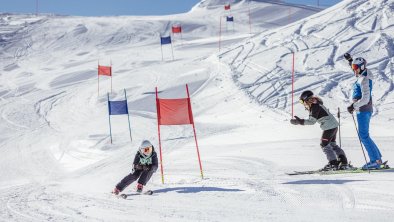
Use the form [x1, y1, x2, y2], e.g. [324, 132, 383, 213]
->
[155, 85, 204, 184]
[98, 65, 112, 76]
[157, 98, 193, 125]
[224, 4, 230, 10]
[172, 25, 182, 34]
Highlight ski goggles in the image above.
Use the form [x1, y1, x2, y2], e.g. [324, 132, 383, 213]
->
[352, 64, 360, 71]
[299, 98, 311, 104]
[141, 146, 152, 153]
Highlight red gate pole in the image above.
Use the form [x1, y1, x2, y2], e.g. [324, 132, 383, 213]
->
[186, 84, 204, 179]
[110, 60, 113, 93]
[248, 0, 252, 34]
[97, 61, 100, 97]
[219, 17, 222, 52]
[292, 52, 295, 117]
[156, 87, 165, 184]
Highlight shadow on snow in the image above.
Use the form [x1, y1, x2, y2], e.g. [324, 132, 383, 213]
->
[283, 179, 365, 185]
[153, 186, 244, 194]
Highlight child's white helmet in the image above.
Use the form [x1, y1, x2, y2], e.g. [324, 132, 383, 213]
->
[139, 140, 153, 157]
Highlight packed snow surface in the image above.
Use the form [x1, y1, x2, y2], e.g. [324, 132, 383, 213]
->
[1, 0, 394, 221]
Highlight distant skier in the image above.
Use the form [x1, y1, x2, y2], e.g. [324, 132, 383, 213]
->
[112, 140, 158, 195]
[344, 53, 385, 170]
[290, 90, 350, 171]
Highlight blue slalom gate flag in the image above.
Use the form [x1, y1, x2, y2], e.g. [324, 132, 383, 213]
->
[107, 90, 133, 144]
[160, 36, 172, 45]
[108, 100, 128, 115]
[226, 16, 234, 22]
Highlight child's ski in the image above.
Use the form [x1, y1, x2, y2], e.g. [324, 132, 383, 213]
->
[119, 190, 153, 199]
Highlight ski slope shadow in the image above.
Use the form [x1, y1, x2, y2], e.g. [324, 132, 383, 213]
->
[283, 179, 365, 185]
[153, 186, 244, 194]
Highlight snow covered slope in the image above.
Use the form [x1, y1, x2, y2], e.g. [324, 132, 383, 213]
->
[220, 0, 394, 122]
[1, 0, 394, 221]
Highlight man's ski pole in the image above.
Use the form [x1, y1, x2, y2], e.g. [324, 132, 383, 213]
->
[351, 113, 370, 173]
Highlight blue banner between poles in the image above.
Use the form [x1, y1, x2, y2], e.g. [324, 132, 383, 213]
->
[226, 16, 234, 22]
[160, 36, 172, 45]
[108, 100, 128, 115]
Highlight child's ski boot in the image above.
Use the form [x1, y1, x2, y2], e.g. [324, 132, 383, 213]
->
[136, 183, 143, 193]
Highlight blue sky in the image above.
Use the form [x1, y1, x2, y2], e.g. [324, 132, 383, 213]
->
[0, 0, 342, 16]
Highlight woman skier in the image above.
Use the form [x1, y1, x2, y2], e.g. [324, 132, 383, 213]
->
[290, 90, 350, 171]
[113, 140, 158, 195]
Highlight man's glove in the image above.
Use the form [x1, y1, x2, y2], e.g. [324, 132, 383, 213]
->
[134, 164, 143, 170]
[142, 165, 151, 171]
[344, 53, 353, 65]
[347, 103, 355, 114]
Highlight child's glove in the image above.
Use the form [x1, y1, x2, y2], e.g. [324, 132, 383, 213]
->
[142, 165, 151, 171]
[134, 164, 143, 170]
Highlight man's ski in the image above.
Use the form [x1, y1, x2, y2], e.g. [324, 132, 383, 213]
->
[119, 190, 153, 199]
[287, 162, 391, 176]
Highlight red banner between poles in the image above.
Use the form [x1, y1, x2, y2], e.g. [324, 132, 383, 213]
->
[98, 65, 112, 76]
[172, 25, 182, 34]
[98, 63, 113, 96]
[157, 98, 193, 125]
[155, 84, 204, 183]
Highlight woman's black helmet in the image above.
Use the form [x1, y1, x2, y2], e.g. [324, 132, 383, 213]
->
[299, 90, 313, 104]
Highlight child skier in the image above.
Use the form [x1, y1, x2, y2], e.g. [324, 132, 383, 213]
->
[290, 90, 350, 171]
[344, 53, 385, 170]
[113, 140, 158, 195]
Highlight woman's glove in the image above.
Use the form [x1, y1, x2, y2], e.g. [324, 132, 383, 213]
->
[290, 116, 304, 125]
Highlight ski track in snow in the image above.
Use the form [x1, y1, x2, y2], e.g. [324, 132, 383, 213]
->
[219, 0, 394, 119]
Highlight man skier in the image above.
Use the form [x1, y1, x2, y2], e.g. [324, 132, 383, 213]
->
[344, 53, 386, 170]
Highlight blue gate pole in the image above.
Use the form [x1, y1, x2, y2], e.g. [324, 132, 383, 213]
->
[107, 93, 113, 144]
[124, 89, 133, 143]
